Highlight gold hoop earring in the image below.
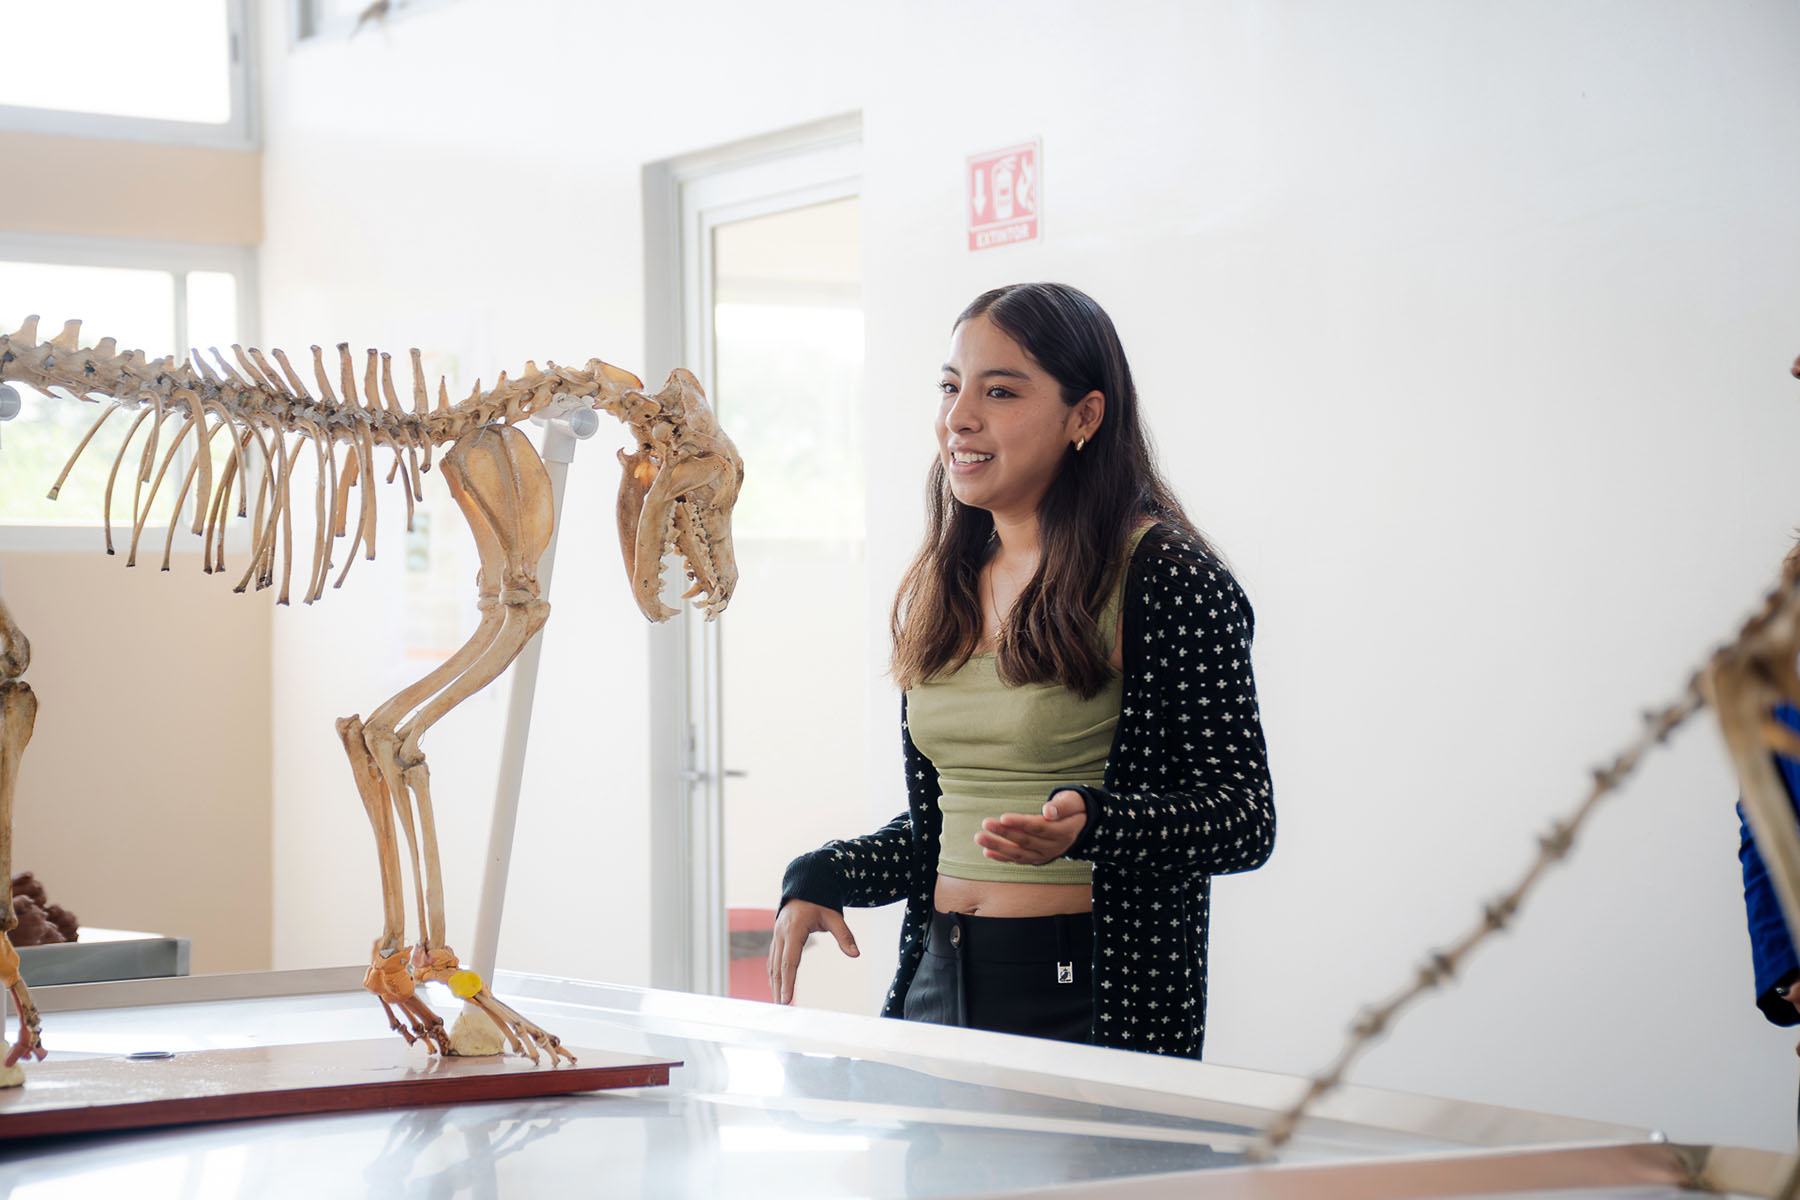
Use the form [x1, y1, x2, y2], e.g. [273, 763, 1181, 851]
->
[1074, 437, 1086, 452]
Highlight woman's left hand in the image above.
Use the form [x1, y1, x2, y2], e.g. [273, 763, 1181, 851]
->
[976, 790, 1088, 865]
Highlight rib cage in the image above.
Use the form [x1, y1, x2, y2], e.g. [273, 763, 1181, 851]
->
[0, 315, 656, 605]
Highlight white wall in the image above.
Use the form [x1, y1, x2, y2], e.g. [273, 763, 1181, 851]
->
[258, 0, 1800, 1152]
[0, 101, 266, 974]
[0, 129, 260, 245]
[0, 550, 272, 974]
[255, 0, 877, 985]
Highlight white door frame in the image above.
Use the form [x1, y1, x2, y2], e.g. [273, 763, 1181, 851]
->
[642, 114, 861, 994]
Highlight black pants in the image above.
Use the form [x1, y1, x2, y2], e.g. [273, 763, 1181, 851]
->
[901, 909, 1094, 1044]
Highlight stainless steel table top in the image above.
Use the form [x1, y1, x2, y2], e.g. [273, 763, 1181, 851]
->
[0, 970, 1772, 1198]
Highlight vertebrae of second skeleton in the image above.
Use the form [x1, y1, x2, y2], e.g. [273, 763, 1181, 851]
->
[0, 316, 660, 605]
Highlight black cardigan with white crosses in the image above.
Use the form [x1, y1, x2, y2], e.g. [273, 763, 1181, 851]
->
[781, 524, 1275, 1057]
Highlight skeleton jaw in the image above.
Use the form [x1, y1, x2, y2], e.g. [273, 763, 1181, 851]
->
[613, 369, 742, 623]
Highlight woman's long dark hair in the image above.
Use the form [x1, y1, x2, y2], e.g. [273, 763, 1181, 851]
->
[890, 282, 1207, 698]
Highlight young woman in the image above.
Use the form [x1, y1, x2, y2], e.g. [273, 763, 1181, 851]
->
[769, 282, 1273, 1057]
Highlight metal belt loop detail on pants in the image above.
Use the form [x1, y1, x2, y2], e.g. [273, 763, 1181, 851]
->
[1056, 914, 1074, 985]
[952, 913, 968, 1025]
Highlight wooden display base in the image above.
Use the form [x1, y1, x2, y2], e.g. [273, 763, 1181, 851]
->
[0, 1040, 681, 1140]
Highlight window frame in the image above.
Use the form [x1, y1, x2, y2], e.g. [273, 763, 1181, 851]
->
[0, 0, 258, 150]
[0, 232, 259, 553]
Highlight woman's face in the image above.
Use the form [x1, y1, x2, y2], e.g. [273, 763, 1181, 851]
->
[937, 314, 1096, 523]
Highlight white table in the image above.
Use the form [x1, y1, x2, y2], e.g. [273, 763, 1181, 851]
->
[0, 969, 1779, 1198]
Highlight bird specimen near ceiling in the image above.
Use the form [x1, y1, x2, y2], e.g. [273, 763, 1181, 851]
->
[0, 316, 742, 1077]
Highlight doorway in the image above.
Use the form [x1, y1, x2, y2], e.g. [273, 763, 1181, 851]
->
[645, 119, 876, 1013]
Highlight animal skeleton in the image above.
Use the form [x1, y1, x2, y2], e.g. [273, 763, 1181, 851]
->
[0, 316, 743, 1072]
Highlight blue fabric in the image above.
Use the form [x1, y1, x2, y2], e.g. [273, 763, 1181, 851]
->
[1741, 703, 1800, 1026]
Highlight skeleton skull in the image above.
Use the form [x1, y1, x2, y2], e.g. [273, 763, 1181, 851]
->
[609, 367, 742, 622]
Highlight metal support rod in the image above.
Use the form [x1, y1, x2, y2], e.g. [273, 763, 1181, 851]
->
[469, 412, 594, 985]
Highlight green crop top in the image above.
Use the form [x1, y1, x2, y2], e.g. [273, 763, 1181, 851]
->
[907, 526, 1150, 886]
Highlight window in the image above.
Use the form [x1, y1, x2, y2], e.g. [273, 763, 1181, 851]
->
[0, 236, 255, 542]
[293, 0, 455, 41]
[0, 1, 255, 148]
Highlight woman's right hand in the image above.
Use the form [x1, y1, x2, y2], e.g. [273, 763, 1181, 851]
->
[768, 899, 859, 1005]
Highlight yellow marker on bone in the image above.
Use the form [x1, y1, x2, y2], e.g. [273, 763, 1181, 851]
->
[449, 970, 483, 999]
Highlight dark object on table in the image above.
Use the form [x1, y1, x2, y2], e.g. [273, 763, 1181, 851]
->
[9, 872, 77, 946]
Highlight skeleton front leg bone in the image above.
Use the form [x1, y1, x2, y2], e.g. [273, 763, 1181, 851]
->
[338, 712, 453, 1054]
[345, 424, 571, 1063]
[0, 594, 43, 1075]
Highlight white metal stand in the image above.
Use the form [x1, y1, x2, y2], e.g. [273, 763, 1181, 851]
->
[469, 407, 599, 985]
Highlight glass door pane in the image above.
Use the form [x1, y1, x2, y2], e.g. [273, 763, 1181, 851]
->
[710, 197, 872, 1013]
